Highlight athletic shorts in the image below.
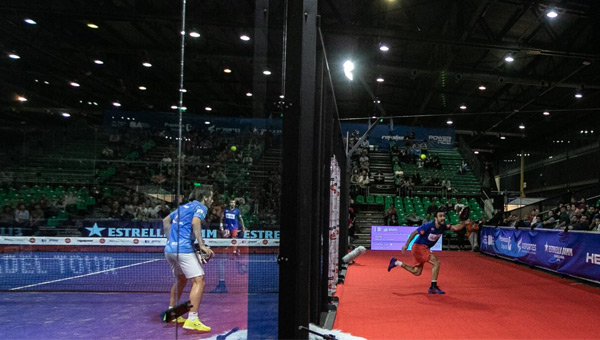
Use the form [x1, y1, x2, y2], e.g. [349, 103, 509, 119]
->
[412, 244, 432, 266]
[165, 252, 205, 279]
[229, 228, 238, 238]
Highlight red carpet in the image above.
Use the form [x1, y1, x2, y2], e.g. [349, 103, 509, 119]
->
[334, 250, 600, 340]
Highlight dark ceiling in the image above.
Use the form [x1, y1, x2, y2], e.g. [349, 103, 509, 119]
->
[1, 0, 600, 157]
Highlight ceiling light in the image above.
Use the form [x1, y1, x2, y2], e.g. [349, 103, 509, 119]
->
[113, 102, 121, 107]
[504, 55, 514, 62]
[474, 151, 479, 154]
[205, 107, 212, 111]
[205, 121, 210, 125]
[17, 96, 27, 102]
[93, 59, 104, 65]
[446, 119, 453, 125]
[459, 104, 467, 110]
[189, 31, 200, 38]
[478, 84, 486, 90]
[8, 53, 20, 60]
[376, 77, 384, 83]
[575, 92, 583, 98]
[240, 35, 250, 41]
[24, 19, 37, 25]
[263, 70, 271, 75]
[70, 82, 80, 87]
[543, 111, 550, 116]
[546, 10, 558, 18]
[142, 62, 152, 68]
[180, 107, 187, 111]
[61, 113, 71, 118]
[379, 45, 389, 52]
[279, 95, 285, 99]
[43, 81, 50, 85]
[138, 86, 147, 91]
[500, 136, 506, 140]
[246, 92, 253, 97]
[171, 105, 178, 109]
[343, 60, 354, 81]
[224, 68, 232, 73]
[87, 23, 99, 29]
[519, 123, 525, 129]
[179, 88, 187, 93]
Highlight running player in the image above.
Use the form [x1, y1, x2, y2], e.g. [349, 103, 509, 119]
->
[387, 209, 466, 294]
[220, 200, 246, 256]
[163, 185, 214, 332]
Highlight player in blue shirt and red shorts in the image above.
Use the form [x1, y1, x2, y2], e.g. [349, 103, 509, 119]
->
[387, 209, 466, 294]
[220, 200, 246, 256]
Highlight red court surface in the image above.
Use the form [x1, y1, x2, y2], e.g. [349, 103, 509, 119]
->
[334, 250, 600, 340]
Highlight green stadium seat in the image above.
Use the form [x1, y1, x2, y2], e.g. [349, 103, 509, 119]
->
[367, 195, 375, 204]
[385, 196, 393, 206]
[356, 195, 365, 204]
[376, 196, 384, 205]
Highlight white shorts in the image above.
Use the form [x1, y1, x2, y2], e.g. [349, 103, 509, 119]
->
[165, 252, 205, 279]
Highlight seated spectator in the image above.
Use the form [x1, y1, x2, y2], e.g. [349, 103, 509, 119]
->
[431, 173, 440, 186]
[569, 215, 589, 230]
[388, 214, 400, 226]
[406, 212, 423, 226]
[0, 205, 14, 225]
[555, 206, 570, 229]
[384, 204, 397, 225]
[30, 204, 45, 230]
[541, 211, 556, 228]
[358, 169, 370, 192]
[14, 203, 30, 231]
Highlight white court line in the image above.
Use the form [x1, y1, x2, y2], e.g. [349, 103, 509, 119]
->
[9, 258, 162, 291]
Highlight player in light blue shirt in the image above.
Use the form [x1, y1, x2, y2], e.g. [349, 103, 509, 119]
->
[163, 185, 214, 332]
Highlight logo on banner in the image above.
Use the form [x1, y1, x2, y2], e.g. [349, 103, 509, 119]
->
[517, 239, 537, 255]
[262, 239, 268, 245]
[586, 253, 600, 265]
[86, 223, 106, 237]
[485, 235, 494, 246]
[231, 240, 237, 245]
[100, 238, 106, 244]
[544, 242, 573, 261]
[65, 238, 71, 243]
[428, 135, 452, 145]
[29, 238, 36, 243]
[133, 239, 139, 244]
[498, 236, 512, 251]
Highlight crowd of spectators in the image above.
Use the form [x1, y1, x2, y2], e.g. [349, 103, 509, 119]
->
[497, 197, 600, 231]
[0, 125, 283, 235]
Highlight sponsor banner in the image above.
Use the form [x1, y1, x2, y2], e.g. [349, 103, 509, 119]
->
[104, 111, 282, 137]
[0, 236, 279, 247]
[341, 123, 455, 149]
[481, 226, 600, 282]
[81, 220, 279, 239]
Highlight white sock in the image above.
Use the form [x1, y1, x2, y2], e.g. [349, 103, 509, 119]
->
[395, 260, 403, 267]
[168, 306, 173, 309]
[188, 312, 198, 321]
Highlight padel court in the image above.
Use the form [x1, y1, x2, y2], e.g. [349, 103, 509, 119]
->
[0, 247, 278, 339]
[334, 250, 600, 340]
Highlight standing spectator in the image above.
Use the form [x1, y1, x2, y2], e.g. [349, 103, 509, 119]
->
[441, 178, 451, 197]
[465, 219, 479, 251]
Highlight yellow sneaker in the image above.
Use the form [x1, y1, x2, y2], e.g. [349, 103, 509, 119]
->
[183, 318, 211, 332]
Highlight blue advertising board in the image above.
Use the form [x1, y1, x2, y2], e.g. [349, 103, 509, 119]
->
[480, 226, 600, 283]
[341, 122, 455, 149]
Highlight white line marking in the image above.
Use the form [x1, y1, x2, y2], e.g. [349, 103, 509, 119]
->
[9, 258, 162, 291]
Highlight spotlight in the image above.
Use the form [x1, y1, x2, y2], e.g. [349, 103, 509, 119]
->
[379, 45, 389, 52]
[376, 77, 384, 83]
[93, 59, 104, 65]
[543, 111, 550, 116]
[505, 55, 514, 62]
[138, 86, 147, 91]
[24, 19, 37, 25]
[263, 70, 271, 75]
[87, 23, 99, 29]
[17, 96, 28, 102]
[189, 31, 201, 38]
[240, 35, 251, 41]
[224, 68, 232, 73]
[205, 107, 212, 111]
[519, 123, 525, 129]
[478, 84, 486, 91]
[343, 60, 354, 81]
[446, 119, 453, 125]
[546, 10, 558, 18]
[459, 104, 467, 110]
[61, 112, 71, 118]
[142, 62, 152, 68]
[575, 92, 583, 99]
[8, 53, 20, 60]
[246, 92, 253, 97]
[113, 102, 121, 107]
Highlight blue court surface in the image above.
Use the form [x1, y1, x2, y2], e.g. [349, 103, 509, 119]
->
[0, 250, 278, 339]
